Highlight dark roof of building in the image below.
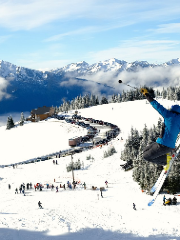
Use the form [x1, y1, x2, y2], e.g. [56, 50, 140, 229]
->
[31, 106, 53, 115]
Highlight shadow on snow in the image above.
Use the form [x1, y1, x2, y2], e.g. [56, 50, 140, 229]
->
[0, 227, 180, 240]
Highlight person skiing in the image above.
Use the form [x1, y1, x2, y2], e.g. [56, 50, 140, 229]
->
[38, 201, 42, 209]
[141, 88, 180, 170]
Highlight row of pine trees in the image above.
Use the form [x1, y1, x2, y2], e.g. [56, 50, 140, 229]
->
[56, 86, 180, 113]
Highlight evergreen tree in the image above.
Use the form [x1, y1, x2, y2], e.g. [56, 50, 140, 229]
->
[19, 112, 25, 126]
[141, 124, 149, 147]
[175, 88, 180, 100]
[162, 88, 167, 99]
[126, 90, 133, 101]
[101, 96, 108, 104]
[95, 96, 99, 105]
[156, 118, 163, 136]
[6, 116, 15, 130]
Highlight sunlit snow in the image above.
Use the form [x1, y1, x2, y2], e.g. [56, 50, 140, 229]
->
[0, 98, 180, 240]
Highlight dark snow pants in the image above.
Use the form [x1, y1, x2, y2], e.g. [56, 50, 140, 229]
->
[143, 142, 173, 166]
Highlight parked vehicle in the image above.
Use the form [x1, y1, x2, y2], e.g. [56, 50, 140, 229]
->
[65, 119, 71, 123]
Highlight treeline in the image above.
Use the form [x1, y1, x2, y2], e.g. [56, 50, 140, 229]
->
[56, 89, 146, 113]
[56, 86, 180, 113]
[121, 119, 180, 194]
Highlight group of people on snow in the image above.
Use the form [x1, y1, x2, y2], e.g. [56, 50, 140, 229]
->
[11, 182, 32, 195]
[163, 195, 177, 206]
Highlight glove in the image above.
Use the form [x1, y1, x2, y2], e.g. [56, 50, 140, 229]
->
[140, 88, 148, 95]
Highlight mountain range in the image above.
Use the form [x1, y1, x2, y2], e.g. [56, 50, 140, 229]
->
[49, 57, 180, 76]
[0, 58, 180, 114]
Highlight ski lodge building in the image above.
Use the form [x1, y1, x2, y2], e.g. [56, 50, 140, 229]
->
[29, 106, 55, 122]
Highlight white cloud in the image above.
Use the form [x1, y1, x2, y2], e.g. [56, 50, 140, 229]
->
[0, 0, 93, 30]
[149, 23, 180, 34]
[44, 26, 96, 42]
[0, 77, 11, 101]
[0, 0, 180, 31]
[117, 66, 180, 88]
[59, 77, 115, 98]
[44, 20, 135, 42]
[83, 64, 180, 92]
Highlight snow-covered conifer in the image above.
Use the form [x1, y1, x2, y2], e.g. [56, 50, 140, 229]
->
[101, 96, 108, 104]
[19, 112, 25, 126]
[6, 116, 15, 130]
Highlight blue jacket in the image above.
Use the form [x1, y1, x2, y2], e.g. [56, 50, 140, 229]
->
[150, 100, 180, 148]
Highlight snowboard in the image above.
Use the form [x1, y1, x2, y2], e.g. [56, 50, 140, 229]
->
[148, 148, 180, 206]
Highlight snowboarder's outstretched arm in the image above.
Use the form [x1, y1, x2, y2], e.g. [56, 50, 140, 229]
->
[141, 88, 170, 118]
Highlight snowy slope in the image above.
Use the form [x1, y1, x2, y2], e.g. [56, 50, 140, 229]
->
[0, 99, 180, 240]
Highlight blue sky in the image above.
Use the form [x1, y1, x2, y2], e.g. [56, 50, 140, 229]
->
[1, 0, 180, 70]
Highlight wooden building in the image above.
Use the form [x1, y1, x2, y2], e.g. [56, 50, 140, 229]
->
[30, 106, 55, 122]
[69, 136, 82, 147]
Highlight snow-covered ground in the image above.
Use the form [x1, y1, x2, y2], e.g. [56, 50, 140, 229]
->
[1, 99, 180, 240]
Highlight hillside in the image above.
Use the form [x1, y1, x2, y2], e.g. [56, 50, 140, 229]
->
[0, 99, 180, 240]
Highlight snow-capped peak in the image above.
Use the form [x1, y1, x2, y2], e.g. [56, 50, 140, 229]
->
[62, 61, 89, 72]
[165, 58, 180, 66]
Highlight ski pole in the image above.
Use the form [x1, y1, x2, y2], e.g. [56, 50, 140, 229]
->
[118, 80, 138, 90]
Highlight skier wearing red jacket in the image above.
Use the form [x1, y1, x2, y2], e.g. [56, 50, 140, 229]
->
[141, 88, 180, 168]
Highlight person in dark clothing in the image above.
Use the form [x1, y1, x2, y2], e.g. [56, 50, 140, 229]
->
[38, 201, 42, 209]
[172, 196, 177, 205]
[22, 189, 25, 196]
[141, 88, 180, 167]
[100, 189, 103, 198]
[133, 203, 136, 210]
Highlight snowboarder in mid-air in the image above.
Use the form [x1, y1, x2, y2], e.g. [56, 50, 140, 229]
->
[38, 201, 43, 209]
[141, 88, 180, 171]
